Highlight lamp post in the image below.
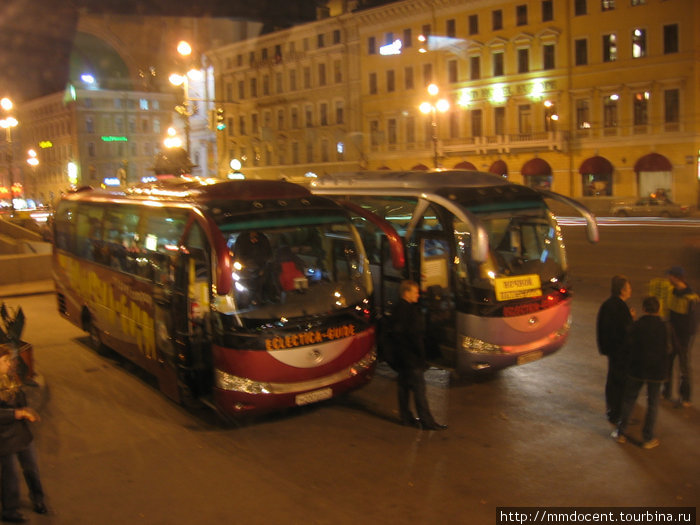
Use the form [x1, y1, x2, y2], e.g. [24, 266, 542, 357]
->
[419, 84, 450, 169]
[0, 98, 18, 215]
[169, 40, 202, 155]
[27, 149, 39, 205]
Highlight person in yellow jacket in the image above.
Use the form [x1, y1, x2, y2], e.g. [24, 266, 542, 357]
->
[661, 267, 698, 407]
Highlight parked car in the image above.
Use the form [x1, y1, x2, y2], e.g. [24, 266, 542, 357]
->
[610, 197, 690, 217]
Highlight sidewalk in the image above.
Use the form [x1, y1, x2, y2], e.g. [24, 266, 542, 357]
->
[0, 279, 54, 299]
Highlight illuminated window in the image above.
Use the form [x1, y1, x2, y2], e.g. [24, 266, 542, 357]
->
[633, 92, 649, 127]
[632, 28, 646, 58]
[603, 34, 617, 62]
[576, 99, 590, 130]
[601, 0, 615, 11]
[603, 95, 618, 129]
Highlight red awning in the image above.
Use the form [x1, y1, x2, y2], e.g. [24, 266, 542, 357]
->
[411, 163, 430, 171]
[453, 161, 477, 170]
[489, 159, 508, 176]
[634, 153, 672, 172]
[579, 155, 613, 175]
[521, 158, 552, 176]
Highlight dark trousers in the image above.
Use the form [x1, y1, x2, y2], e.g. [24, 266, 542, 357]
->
[664, 334, 693, 402]
[1, 443, 45, 514]
[617, 378, 661, 442]
[605, 354, 627, 423]
[397, 367, 436, 425]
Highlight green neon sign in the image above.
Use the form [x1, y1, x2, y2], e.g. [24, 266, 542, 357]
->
[101, 136, 128, 142]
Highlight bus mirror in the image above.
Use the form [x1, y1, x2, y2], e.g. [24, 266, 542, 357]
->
[153, 284, 172, 306]
[538, 189, 599, 243]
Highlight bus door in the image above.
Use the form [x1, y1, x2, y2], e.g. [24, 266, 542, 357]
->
[171, 223, 213, 402]
[410, 228, 456, 363]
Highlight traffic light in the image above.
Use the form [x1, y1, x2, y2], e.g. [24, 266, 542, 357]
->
[215, 107, 226, 131]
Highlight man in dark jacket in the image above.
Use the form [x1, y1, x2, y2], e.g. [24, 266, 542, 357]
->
[0, 345, 47, 522]
[596, 275, 635, 424]
[664, 266, 698, 407]
[612, 296, 669, 449]
[390, 280, 447, 430]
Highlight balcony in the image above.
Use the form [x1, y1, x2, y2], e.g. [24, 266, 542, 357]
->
[441, 130, 566, 155]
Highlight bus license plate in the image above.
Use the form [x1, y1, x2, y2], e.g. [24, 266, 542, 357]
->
[295, 387, 333, 406]
[517, 351, 543, 365]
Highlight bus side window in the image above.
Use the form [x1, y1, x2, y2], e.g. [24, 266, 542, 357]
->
[74, 204, 104, 262]
[54, 202, 77, 253]
[142, 207, 187, 285]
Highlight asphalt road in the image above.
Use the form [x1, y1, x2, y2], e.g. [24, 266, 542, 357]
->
[7, 220, 700, 524]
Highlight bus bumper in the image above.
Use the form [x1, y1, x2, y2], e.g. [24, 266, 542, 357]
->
[458, 320, 570, 374]
[212, 349, 376, 415]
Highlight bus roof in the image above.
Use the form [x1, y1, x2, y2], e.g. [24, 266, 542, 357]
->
[64, 179, 312, 205]
[312, 170, 511, 191]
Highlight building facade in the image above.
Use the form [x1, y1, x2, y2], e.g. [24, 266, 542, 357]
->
[210, 0, 699, 207]
[18, 87, 176, 205]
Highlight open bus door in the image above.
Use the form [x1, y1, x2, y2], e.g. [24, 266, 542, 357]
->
[170, 224, 214, 405]
[414, 233, 455, 362]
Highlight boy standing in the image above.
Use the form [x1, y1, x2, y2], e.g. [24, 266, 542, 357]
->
[612, 296, 669, 449]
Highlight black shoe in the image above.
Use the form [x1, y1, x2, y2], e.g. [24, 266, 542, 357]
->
[1, 512, 27, 523]
[33, 502, 48, 514]
[419, 420, 448, 431]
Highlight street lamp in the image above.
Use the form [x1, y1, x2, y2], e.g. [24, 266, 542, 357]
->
[419, 84, 450, 169]
[169, 40, 202, 154]
[27, 149, 39, 205]
[0, 98, 18, 215]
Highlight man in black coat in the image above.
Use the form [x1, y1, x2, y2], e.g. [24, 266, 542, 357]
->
[596, 274, 635, 424]
[390, 280, 447, 430]
[612, 296, 669, 449]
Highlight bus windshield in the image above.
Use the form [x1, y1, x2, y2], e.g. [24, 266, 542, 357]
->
[455, 206, 567, 293]
[215, 214, 369, 319]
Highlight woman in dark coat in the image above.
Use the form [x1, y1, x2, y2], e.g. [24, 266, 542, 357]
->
[0, 344, 47, 522]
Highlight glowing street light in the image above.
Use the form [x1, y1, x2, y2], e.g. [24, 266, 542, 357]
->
[0, 98, 19, 214]
[419, 84, 450, 169]
[169, 40, 202, 154]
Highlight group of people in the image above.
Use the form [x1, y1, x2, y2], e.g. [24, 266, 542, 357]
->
[596, 267, 698, 449]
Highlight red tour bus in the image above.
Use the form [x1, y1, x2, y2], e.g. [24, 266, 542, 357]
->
[52, 178, 379, 415]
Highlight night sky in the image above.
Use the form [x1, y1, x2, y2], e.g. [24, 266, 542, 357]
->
[0, 0, 321, 102]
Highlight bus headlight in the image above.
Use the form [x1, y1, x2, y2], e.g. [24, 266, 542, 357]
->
[461, 336, 502, 354]
[215, 369, 272, 394]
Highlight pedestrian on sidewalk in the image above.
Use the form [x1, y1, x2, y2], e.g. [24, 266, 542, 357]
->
[596, 275, 635, 424]
[663, 267, 698, 407]
[612, 296, 670, 449]
[0, 344, 47, 523]
[390, 280, 447, 431]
